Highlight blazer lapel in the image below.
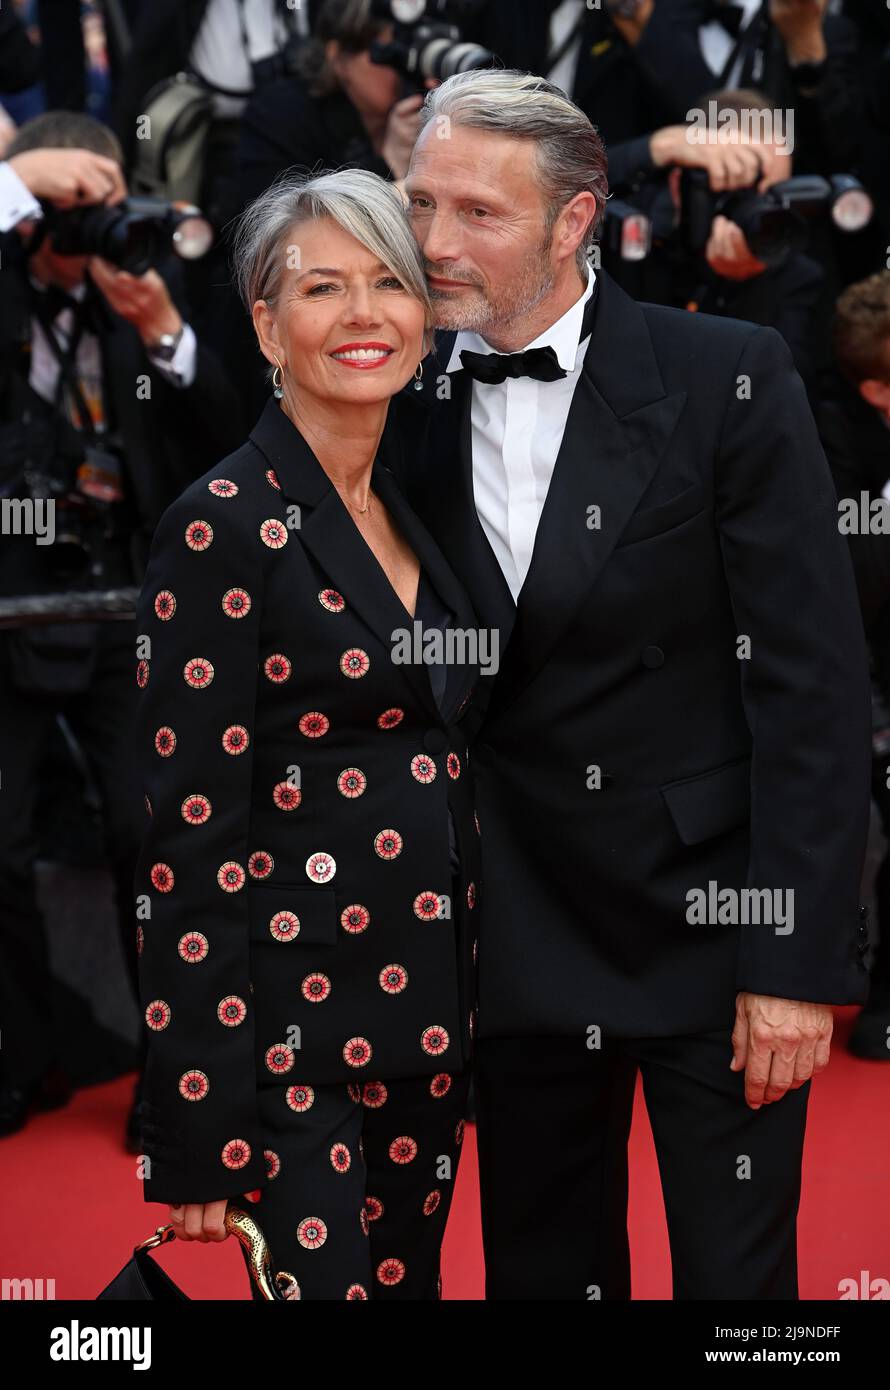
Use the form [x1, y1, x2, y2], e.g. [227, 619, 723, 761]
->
[485, 273, 687, 720]
[250, 398, 457, 725]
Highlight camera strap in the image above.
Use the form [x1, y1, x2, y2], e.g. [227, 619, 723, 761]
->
[716, 0, 768, 88]
[547, 7, 588, 80]
[30, 288, 101, 440]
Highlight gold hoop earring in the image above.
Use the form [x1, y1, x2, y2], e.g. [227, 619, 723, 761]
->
[272, 356, 284, 399]
[413, 360, 424, 392]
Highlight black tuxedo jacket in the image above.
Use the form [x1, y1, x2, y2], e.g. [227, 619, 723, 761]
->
[385, 270, 871, 1041]
[135, 398, 482, 1204]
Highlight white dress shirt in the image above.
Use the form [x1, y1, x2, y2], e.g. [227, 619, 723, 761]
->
[190, 0, 304, 118]
[548, 0, 587, 97]
[446, 263, 596, 603]
[0, 161, 197, 389]
[699, 0, 764, 86]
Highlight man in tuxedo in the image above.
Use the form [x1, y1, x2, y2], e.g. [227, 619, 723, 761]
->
[389, 68, 871, 1299]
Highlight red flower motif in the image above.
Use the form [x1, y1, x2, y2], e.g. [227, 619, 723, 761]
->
[222, 724, 249, 755]
[346, 1083, 362, 1103]
[144, 795, 152, 817]
[248, 850, 274, 879]
[365, 1196, 384, 1222]
[260, 518, 288, 549]
[389, 1135, 418, 1165]
[413, 891, 440, 921]
[455, 1118, 465, 1146]
[379, 963, 408, 994]
[179, 1069, 209, 1101]
[154, 590, 176, 620]
[208, 478, 238, 498]
[359, 1208, 369, 1236]
[265, 468, 281, 491]
[467, 881, 476, 909]
[265, 1044, 295, 1074]
[218, 995, 246, 1027]
[376, 1258, 405, 1286]
[299, 710, 329, 738]
[340, 903, 370, 934]
[346, 1284, 368, 1300]
[306, 851, 336, 883]
[362, 1081, 388, 1108]
[301, 972, 331, 1003]
[343, 1036, 372, 1067]
[421, 1025, 450, 1057]
[136, 924, 144, 954]
[145, 1000, 170, 1030]
[221, 1138, 252, 1170]
[472, 938, 478, 965]
[374, 829, 402, 860]
[136, 659, 149, 688]
[264, 652, 291, 683]
[469, 1008, 476, 1039]
[286, 1084, 315, 1112]
[377, 708, 404, 729]
[217, 861, 246, 892]
[273, 780, 302, 811]
[183, 656, 214, 688]
[423, 1190, 441, 1216]
[339, 647, 370, 679]
[264, 1149, 281, 1179]
[330, 1142, 351, 1173]
[178, 931, 208, 963]
[181, 792, 211, 826]
[446, 751, 461, 779]
[410, 754, 437, 784]
[150, 862, 174, 893]
[474, 810, 480, 835]
[269, 910, 300, 942]
[297, 1217, 327, 1250]
[154, 726, 176, 757]
[319, 588, 346, 612]
[430, 1073, 452, 1098]
[337, 767, 366, 798]
[222, 586, 251, 619]
[185, 519, 213, 551]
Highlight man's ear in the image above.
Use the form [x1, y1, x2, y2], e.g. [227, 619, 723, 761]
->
[860, 377, 890, 413]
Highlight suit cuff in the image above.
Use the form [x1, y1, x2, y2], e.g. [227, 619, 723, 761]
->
[0, 161, 42, 231]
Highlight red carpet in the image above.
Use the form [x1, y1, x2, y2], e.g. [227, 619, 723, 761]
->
[2, 1008, 886, 1300]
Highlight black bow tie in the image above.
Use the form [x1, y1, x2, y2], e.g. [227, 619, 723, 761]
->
[701, 0, 747, 38]
[459, 280, 598, 386]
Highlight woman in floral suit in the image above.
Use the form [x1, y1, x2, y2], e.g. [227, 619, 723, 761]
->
[133, 169, 482, 1300]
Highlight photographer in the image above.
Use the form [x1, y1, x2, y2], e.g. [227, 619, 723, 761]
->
[818, 271, 890, 1062]
[0, 113, 244, 1141]
[603, 88, 829, 389]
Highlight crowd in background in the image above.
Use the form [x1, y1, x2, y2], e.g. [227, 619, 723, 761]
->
[1, 0, 889, 1141]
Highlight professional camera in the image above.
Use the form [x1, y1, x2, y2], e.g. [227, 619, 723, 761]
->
[31, 197, 213, 276]
[679, 170, 873, 268]
[368, 0, 495, 89]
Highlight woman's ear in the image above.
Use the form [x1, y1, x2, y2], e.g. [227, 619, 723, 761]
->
[252, 299, 281, 370]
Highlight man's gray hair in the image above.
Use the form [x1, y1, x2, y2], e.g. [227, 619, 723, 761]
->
[417, 69, 608, 272]
[231, 167, 434, 368]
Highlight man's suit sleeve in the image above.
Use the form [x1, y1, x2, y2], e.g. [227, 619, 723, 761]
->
[714, 325, 871, 1004]
[134, 486, 268, 1204]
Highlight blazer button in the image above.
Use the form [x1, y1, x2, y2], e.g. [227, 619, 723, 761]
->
[641, 645, 665, 669]
[424, 728, 447, 755]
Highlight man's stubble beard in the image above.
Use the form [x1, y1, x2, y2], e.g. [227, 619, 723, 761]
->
[427, 228, 557, 337]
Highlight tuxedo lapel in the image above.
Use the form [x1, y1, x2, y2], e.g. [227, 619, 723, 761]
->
[485, 274, 687, 719]
[249, 398, 444, 723]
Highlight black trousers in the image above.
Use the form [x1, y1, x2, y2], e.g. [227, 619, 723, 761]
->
[0, 621, 145, 1087]
[237, 1068, 472, 1300]
[474, 1030, 810, 1300]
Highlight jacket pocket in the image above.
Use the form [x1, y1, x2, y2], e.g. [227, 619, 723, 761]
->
[248, 882, 338, 946]
[615, 483, 706, 547]
[659, 756, 751, 846]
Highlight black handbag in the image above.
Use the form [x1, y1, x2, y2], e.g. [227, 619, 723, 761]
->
[96, 1202, 300, 1300]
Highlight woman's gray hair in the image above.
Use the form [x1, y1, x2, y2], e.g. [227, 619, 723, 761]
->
[230, 167, 435, 375]
[417, 69, 609, 272]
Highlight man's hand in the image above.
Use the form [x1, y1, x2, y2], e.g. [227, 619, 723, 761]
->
[731, 992, 833, 1109]
[650, 127, 766, 192]
[87, 257, 182, 346]
[705, 214, 768, 280]
[168, 1199, 230, 1242]
[382, 80, 438, 181]
[8, 148, 126, 208]
[609, 0, 655, 46]
[769, 0, 828, 64]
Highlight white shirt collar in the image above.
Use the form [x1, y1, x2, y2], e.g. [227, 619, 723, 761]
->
[446, 262, 596, 375]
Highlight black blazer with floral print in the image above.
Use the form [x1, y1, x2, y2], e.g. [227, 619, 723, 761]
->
[134, 397, 483, 1206]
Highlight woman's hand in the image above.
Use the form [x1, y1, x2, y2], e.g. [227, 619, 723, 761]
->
[168, 1199, 230, 1242]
